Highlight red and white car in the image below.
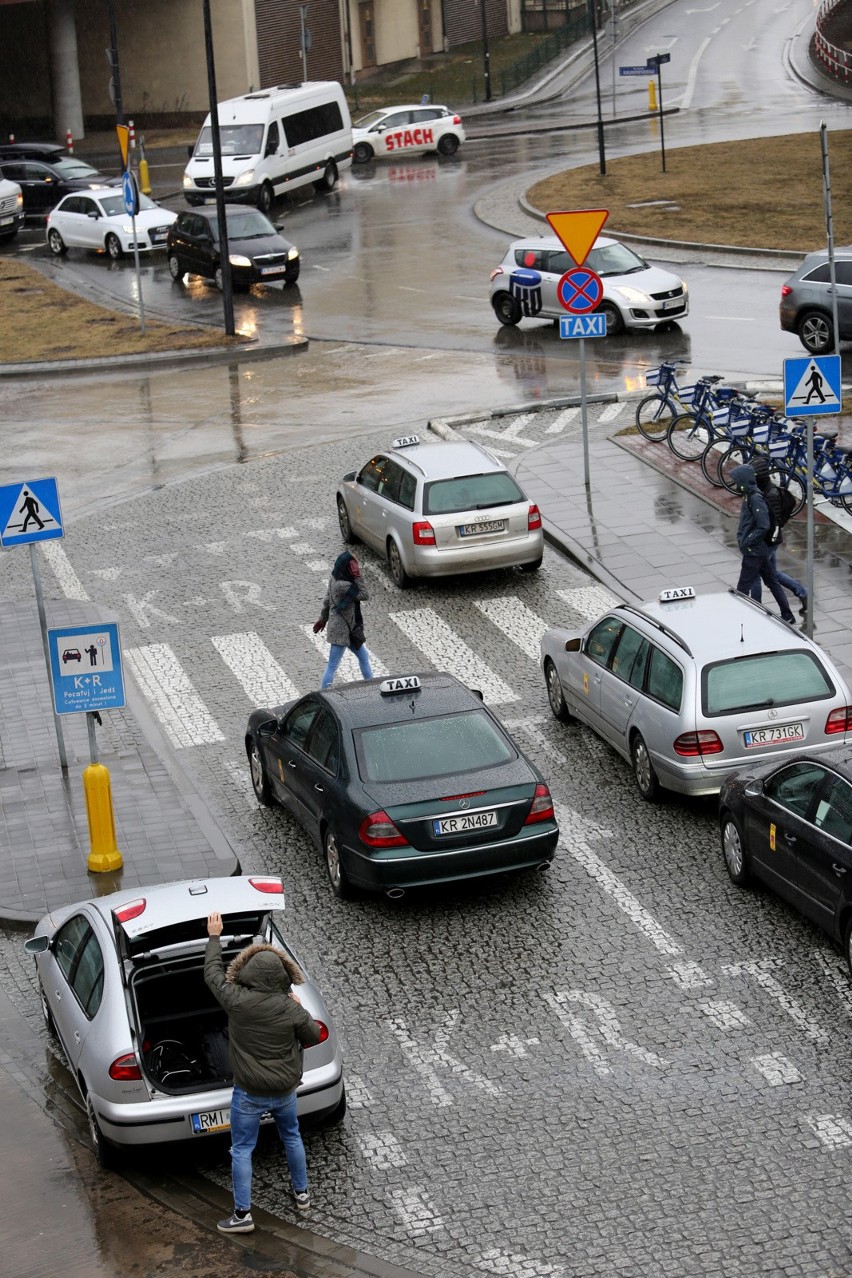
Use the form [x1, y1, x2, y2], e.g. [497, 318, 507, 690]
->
[352, 104, 465, 163]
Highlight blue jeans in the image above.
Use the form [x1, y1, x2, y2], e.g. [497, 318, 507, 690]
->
[749, 548, 806, 604]
[321, 642, 373, 689]
[229, 1085, 307, 1211]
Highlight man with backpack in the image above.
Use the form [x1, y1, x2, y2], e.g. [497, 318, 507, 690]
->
[747, 455, 808, 619]
[731, 463, 798, 626]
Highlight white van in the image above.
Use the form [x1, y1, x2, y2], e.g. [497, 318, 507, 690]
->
[183, 81, 352, 214]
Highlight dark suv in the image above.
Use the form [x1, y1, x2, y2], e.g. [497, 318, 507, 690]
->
[0, 144, 119, 216]
[780, 247, 852, 354]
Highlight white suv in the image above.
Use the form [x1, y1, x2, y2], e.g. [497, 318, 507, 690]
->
[0, 172, 24, 241]
[489, 235, 688, 335]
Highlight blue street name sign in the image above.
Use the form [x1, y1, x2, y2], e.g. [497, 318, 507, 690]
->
[0, 476, 63, 547]
[619, 65, 652, 75]
[783, 354, 843, 417]
[47, 622, 126, 715]
[560, 314, 607, 339]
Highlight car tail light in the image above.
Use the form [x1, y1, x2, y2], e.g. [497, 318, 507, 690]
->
[313, 1020, 330, 1044]
[489, 267, 504, 282]
[673, 731, 724, 756]
[114, 898, 146, 923]
[524, 783, 554, 825]
[359, 811, 409, 848]
[452, 115, 462, 125]
[248, 876, 284, 894]
[528, 504, 542, 530]
[109, 1052, 143, 1081]
[780, 284, 793, 298]
[413, 520, 435, 545]
[825, 706, 852, 734]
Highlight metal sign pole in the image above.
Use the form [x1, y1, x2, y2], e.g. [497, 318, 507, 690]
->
[29, 543, 68, 770]
[806, 419, 814, 639]
[820, 122, 839, 355]
[131, 208, 145, 334]
[579, 336, 591, 488]
[657, 62, 666, 173]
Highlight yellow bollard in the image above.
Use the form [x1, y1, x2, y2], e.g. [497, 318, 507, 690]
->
[648, 79, 657, 112]
[138, 156, 151, 196]
[83, 763, 123, 873]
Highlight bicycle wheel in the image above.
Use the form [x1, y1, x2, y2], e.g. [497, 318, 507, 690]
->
[635, 394, 677, 442]
[775, 466, 806, 517]
[718, 443, 752, 493]
[700, 438, 728, 487]
[667, 412, 715, 462]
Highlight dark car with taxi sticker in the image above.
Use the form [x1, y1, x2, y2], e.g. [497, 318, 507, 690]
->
[719, 747, 852, 970]
[541, 587, 852, 801]
[245, 672, 558, 899]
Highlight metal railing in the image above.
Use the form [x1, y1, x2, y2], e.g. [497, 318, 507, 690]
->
[498, 12, 592, 97]
[813, 0, 852, 85]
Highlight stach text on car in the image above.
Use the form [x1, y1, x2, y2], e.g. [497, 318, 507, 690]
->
[246, 672, 558, 899]
[351, 104, 464, 163]
[24, 875, 344, 1166]
[489, 235, 688, 335]
[719, 745, 852, 972]
[336, 435, 543, 588]
[541, 587, 852, 802]
[167, 204, 299, 291]
[46, 188, 177, 260]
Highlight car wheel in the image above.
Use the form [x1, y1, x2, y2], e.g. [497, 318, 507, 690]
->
[323, 1084, 347, 1124]
[105, 232, 123, 260]
[598, 300, 624, 336]
[544, 658, 570, 723]
[337, 497, 357, 544]
[47, 228, 67, 256]
[324, 827, 353, 899]
[248, 738, 273, 806]
[520, 557, 542, 573]
[387, 538, 410, 589]
[37, 979, 56, 1036]
[798, 310, 833, 355]
[255, 182, 274, 215]
[185, 196, 203, 207]
[631, 734, 660, 802]
[353, 141, 374, 164]
[492, 291, 521, 327]
[720, 811, 750, 886]
[314, 161, 338, 193]
[87, 1093, 120, 1168]
[437, 133, 460, 156]
[167, 253, 185, 281]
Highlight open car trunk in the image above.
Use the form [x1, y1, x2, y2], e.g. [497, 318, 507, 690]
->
[130, 949, 235, 1094]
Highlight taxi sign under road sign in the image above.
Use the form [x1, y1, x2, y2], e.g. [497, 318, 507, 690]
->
[546, 209, 609, 267]
[557, 267, 603, 314]
[560, 313, 607, 339]
[0, 477, 63, 547]
[783, 354, 842, 417]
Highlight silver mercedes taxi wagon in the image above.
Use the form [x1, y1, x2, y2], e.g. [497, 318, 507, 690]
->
[336, 435, 543, 587]
[540, 588, 852, 801]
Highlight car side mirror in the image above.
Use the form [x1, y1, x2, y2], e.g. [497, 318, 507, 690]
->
[274, 223, 285, 233]
[24, 936, 50, 955]
[342, 470, 356, 482]
[88, 211, 100, 219]
[187, 145, 194, 159]
[564, 637, 582, 652]
[744, 779, 764, 798]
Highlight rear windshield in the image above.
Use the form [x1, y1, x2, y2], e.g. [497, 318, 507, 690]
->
[424, 472, 524, 515]
[356, 709, 514, 783]
[702, 650, 835, 716]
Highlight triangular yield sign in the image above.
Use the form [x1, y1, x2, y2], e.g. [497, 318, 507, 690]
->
[546, 209, 609, 266]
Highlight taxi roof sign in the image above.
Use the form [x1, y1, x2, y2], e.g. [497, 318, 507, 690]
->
[545, 209, 609, 267]
[380, 675, 422, 694]
[392, 435, 420, 449]
[659, 586, 695, 602]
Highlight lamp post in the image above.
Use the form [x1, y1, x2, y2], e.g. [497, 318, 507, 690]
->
[588, 0, 606, 175]
[478, 0, 492, 103]
[201, 0, 234, 336]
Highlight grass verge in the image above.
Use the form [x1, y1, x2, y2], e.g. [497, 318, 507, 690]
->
[0, 258, 241, 364]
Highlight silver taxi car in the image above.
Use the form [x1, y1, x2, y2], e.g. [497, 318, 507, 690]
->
[24, 875, 344, 1165]
[541, 588, 852, 801]
[336, 436, 543, 587]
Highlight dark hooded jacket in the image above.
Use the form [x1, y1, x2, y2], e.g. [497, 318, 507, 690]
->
[751, 455, 784, 546]
[732, 464, 770, 556]
[203, 939, 322, 1096]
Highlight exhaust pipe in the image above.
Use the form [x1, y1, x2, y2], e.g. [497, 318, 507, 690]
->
[385, 886, 405, 900]
[537, 861, 551, 872]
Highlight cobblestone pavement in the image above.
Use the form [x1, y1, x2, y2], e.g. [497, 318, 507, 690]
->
[4, 408, 852, 1277]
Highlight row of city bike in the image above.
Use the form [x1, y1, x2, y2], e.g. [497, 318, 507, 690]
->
[635, 363, 852, 513]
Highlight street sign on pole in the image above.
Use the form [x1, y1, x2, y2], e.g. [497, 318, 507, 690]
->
[648, 52, 671, 65]
[560, 314, 607, 339]
[122, 168, 138, 216]
[557, 267, 604, 314]
[545, 209, 609, 266]
[783, 354, 842, 416]
[0, 477, 63, 547]
[619, 65, 652, 76]
[47, 623, 126, 716]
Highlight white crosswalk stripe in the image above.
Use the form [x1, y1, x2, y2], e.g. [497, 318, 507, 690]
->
[557, 584, 621, 620]
[597, 402, 624, 423]
[474, 596, 548, 662]
[390, 607, 517, 703]
[302, 624, 390, 679]
[124, 643, 224, 747]
[211, 632, 299, 706]
[545, 407, 581, 434]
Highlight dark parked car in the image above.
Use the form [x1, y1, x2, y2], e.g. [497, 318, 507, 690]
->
[0, 148, 120, 217]
[719, 745, 852, 969]
[780, 246, 852, 354]
[246, 671, 558, 899]
[166, 206, 300, 291]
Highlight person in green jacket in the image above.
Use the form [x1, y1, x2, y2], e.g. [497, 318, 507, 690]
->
[204, 910, 322, 1234]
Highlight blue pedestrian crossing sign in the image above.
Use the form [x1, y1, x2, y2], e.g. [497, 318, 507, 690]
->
[0, 477, 63, 547]
[47, 622, 126, 715]
[783, 354, 842, 417]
